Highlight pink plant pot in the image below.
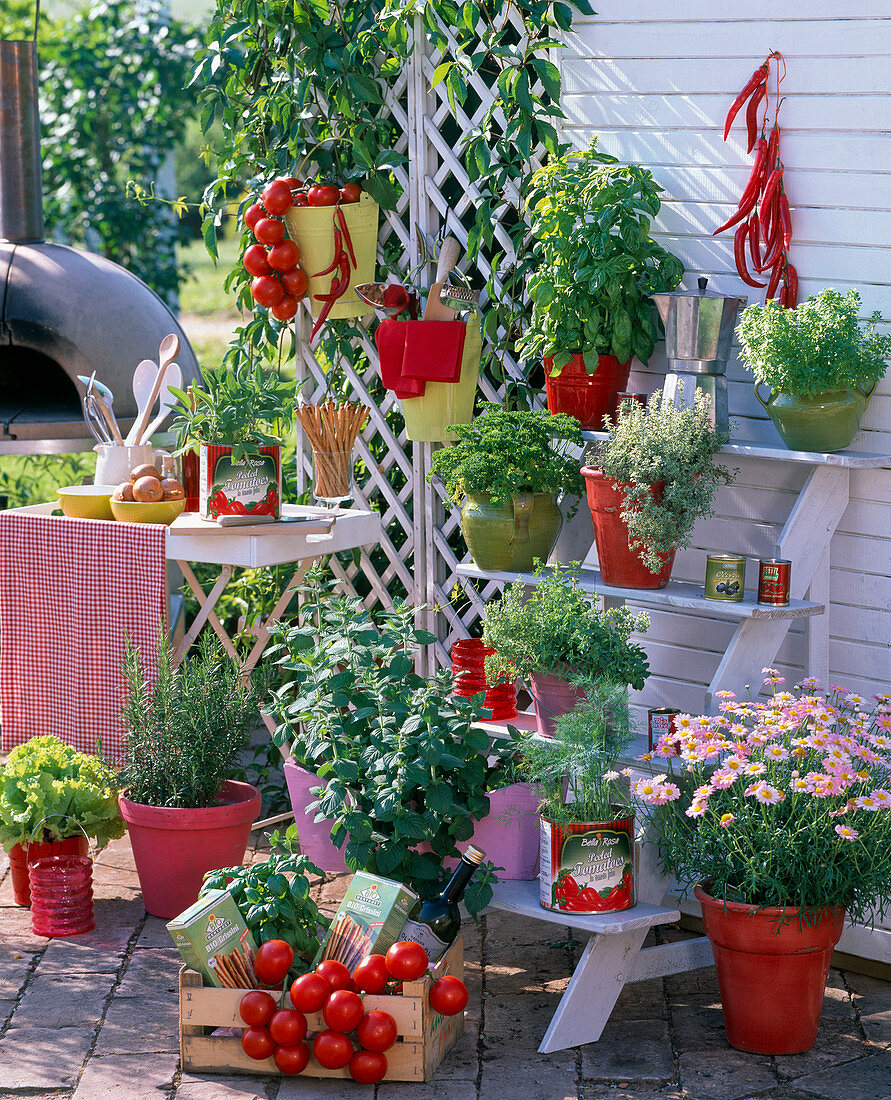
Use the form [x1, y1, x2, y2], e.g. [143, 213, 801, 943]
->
[471, 784, 540, 879]
[119, 780, 261, 920]
[283, 759, 349, 875]
[528, 671, 587, 738]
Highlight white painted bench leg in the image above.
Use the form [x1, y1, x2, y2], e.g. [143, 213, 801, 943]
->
[538, 926, 648, 1054]
[626, 936, 714, 981]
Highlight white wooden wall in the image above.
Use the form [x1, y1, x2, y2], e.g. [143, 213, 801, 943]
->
[559, 1, 891, 711]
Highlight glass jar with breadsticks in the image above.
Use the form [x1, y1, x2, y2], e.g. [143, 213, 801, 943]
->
[295, 400, 369, 505]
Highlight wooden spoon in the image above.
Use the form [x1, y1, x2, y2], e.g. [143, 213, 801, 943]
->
[125, 359, 159, 445]
[140, 362, 183, 440]
[130, 334, 180, 446]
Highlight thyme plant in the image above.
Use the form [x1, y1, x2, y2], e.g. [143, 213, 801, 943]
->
[587, 393, 736, 573]
[737, 289, 891, 397]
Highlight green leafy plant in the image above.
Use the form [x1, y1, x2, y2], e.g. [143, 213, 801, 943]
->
[517, 680, 634, 823]
[267, 578, 515, 915]
[427, 404, 583, 505]
[516, 144, 684, 371]
[737, 289, 891, 398]
[482, 562, 649, 688]
[0, 736, 124, 852]
[586, 393, 736, 573]
[634, 672, 891, 923]
[202, 824, 328, 973]
[120, 630, 262, 809]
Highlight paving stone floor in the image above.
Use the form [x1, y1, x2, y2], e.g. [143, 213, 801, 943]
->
[1, 834, 889, 1100]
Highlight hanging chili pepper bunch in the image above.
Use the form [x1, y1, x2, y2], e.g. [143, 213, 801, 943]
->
[243, 178, 311, 321]
[714, 51, 798, 308]
[309, 203, 360, 343]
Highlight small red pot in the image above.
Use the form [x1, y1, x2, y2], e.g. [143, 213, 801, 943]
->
[450, 638, 518, 721]
[544, 354, 632, 430]
[9, 835, 90, 908]
[581, 466, 676, 589]
[695, 885, 845, 1055]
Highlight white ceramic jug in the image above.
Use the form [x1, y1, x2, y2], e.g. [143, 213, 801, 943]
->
[94, 444, 169, 486]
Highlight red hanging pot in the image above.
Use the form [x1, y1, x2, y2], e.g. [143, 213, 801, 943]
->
[544, 354, 632, 430]
[9, 835, 90, 908]
[581, 467, 676, 589]
[695, 885, 846, 1055]
[29, 855, 95, 937]
[450, 639, 518, 721]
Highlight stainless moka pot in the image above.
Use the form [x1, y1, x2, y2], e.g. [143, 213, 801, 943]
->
[652, 277, 746, 436]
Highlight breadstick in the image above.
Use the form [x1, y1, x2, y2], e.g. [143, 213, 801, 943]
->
[213, 956, 237, 988]
[228, 951, 253, 988]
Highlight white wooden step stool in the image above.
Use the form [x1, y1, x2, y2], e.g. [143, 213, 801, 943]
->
[487, 880, 713, 1053]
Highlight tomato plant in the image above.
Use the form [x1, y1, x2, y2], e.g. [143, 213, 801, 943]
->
[313, 1029, 354, 1069]
[251, 275, 284, 308]
[356, 1009, 397, 1052]
[429, 975, 468, 1016]
[322, 989, 364, 1033]
[270, 294, 299, 321]
[281, 267, 309, 299]
[339, 182, 362, 203]
[266, 240, 300, 272]
[385, 941, 428, 981]
[243, 244, 271, 277]
[349, 1049, 388, 1084]
[240, 1026, 275, 1060]
[238, 990, 276, 1028]
[254, 939, 294, 985]
[274, 1042, 310, 1075]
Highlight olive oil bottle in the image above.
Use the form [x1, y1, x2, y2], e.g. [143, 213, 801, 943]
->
[400, 846, 485, 962]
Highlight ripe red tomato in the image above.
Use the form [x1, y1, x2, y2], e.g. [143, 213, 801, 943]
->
[385, 941, 428, 981]
[254, 939, 294, 985]
[251, 275, 284, 308]
[243, 243, 271, 278]
[262, 179, 294, 216]
[266, 239, 300, 272]
[339, 182, 362, 204]
[279, 176, 303, 191]
[280, 267, 308, 299]
[307, 183, 339, 206]
[238, 990, 276, 1027]
[254, 217, 286, 246]
[349, 1049, 388, 1084]
[290, 971, 330, 1013]
[429, 975, 468, 1016]
[356, 1009, 397, 1052]
[292, 191, 309, 207]
[269, 1007, 308, 1046]
[273, 1041, 310, 1075]
[244, 201, 265, 230]
[561, 874, 580, 898]
[270, 293, 299, 321]
[353, 954, 389, 994]
[240, 1026, 275, 1060]
[312, 1029, 354, 1069]
[322, 989, 364, 1033]
[316, 959, 352, 992]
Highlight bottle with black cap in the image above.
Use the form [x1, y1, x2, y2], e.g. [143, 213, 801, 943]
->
[400, 845, 485, 962]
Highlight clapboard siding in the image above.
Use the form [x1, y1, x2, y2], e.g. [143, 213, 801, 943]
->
[558, 0, 891, 716]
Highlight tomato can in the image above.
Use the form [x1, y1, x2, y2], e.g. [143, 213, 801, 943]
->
[758, 558, 792, 605]
[704, 554, 746, 601]
[539, 816, 634, 914]
[199, 443, 282, 521]
[648, 707, 681, 752]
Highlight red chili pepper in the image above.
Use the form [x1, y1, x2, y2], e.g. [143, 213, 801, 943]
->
[778, 192, 792, 250]
[734, 223, 766, 288]
[764, 126, 780, 177]
[336, 207, 357, 268]
[765, 256, 784, 301]
[312, 228, 343, 278]
[314, 250, 352, 302]
[757, 201, 784, 272]
[310, 277, 339, 342]
[713, 188, 759, 237]
[760, 167, 784, 221]
[747, 212, 762, 271]
[738, 137, 768, 207]
[783, 263, 798, 308]
[745, 83, 767, 154]
[723, 63, 769, 141]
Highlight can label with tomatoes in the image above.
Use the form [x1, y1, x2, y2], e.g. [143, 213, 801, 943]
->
[200, 443, 281, 521]
[758, 558, 791, 605]
[539, 816, 634, 914]
[648, 707, 681, 752]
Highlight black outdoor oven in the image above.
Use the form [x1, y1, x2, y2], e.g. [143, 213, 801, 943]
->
[0, 38, 201, 456]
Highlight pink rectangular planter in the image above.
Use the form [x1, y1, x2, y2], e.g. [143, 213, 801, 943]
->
[283, 759, 349, 874]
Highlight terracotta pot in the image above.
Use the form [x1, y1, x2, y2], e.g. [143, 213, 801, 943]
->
[695, 884, 846, 1055]
[471, 784, 540, 879]
[544, 354, 632, 430]
[461, 491, 562, 573]
[119, 780, 261, 920]
[9, 835, 90, 908]
[528, 671, 587, 738]
[581, 466, 676, 589]
[754, 383, 874, 454]
[283, 760, 349, 875]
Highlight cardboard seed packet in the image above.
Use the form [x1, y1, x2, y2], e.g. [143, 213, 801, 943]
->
[167, 888, 258, 988]
[313, 872, 418, 973]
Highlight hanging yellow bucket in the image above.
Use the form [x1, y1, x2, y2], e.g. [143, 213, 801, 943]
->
[400, 318, 482, 442]
[283, 196, 379, 319]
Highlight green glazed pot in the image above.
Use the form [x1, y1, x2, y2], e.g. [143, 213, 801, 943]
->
[461, 491, 562, 572]
[754, 382, 876, 454]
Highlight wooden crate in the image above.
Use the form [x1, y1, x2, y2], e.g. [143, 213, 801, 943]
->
[180, 937, 463, 1082]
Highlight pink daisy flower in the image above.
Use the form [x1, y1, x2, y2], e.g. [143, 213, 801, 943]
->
[835, 824, 859, 840]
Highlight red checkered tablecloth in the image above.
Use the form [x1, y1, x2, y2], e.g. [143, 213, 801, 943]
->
[0, 512, 167, 761]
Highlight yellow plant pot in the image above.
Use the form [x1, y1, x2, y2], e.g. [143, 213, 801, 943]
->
[283, 196, 379, 319]
[400, 319, 482, 442]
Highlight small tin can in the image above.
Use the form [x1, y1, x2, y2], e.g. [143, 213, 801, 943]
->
[758, 558, 792, 605]
[704, 554, 746, 601]
[648, 707, 681, 752]
[615, 392, 647, 417]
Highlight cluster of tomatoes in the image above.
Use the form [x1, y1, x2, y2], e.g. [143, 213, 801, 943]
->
[207, 485, 278, 520]
[243, 176, 362, 321]
[553, 870, 633, 912]
[237, 938, 468, 1084]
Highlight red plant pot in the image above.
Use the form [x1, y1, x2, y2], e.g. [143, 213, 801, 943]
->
[581, 466, 676, 589]
[450, 639, 518, 721]
[119, 780, 261, 920]
[9, 835, 90, 908]
[695, 885, 846, 1055]
[29, 855, 95, 937]
[544, 354, 632, 430]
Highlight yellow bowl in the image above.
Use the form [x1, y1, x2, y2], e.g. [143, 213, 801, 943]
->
[57, 485, 116, 520]
[110, 498, 186, 525]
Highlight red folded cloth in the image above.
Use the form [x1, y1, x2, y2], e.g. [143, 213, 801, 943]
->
[375, 319, 425, 398]
[0, 512, 167, 761]
[401, 320, 467, 382]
